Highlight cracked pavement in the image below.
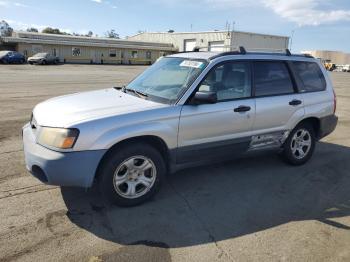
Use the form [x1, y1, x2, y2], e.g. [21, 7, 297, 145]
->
[0, 64, 349, 262]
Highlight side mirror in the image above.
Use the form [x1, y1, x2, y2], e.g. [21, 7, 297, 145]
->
[190, 91, 217, 105]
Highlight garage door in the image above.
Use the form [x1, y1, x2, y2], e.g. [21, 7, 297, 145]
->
[184, 39, 197, 52]
[209, 41, 225, 52]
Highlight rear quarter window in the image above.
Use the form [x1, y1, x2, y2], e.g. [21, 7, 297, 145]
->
[292, 61, 326, 92]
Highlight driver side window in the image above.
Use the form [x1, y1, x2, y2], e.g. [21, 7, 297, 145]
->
[199, 61, 252, 101]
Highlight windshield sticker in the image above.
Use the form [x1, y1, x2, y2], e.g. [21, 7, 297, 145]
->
[180, 60, 204, 68]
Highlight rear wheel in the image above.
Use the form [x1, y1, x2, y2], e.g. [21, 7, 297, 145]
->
[98, 143, 166, 206]
[282, 123, 316, 165]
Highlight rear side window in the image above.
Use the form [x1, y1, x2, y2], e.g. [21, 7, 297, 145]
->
[292, 61, 326, 92]
[254, 61, 294, 97]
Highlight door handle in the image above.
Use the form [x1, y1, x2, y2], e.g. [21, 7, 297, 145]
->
[234, 105, 251, 112]
[289, 99, 302, 106]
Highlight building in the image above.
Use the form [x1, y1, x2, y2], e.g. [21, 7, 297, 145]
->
[0, 31, 177, 64]
[0, 30, 291, 65]
[128, 30, 290, 52]
[301, 50, 350, 65]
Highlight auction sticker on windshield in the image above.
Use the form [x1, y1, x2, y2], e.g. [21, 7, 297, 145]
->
[180, 60, 204, 68]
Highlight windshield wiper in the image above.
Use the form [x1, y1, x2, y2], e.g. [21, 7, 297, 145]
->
[113, 85, 125, 91]
[124, 87, 148, 98]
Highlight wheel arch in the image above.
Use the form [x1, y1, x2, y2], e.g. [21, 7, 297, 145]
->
[296, 117, 321, 139]
[94, 135, 170, 182]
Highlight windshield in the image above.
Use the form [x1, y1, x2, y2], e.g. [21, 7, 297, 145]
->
[126, 57, 208, 104]
[0, 51, 10, 57]
[33, 53, 47, 57]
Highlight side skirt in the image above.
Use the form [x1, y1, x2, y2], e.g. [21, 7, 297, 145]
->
[169, 131, 290, 173]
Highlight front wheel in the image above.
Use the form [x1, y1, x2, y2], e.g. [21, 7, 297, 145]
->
[98, 143, 166, 206]
[282, 123, 316, 165]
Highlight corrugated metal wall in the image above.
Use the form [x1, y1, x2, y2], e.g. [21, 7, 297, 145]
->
[231, 32, 289, 51]
[128, 31, 289, 52]
[302, 50, 350, 65]
[129, 32, 231, 52]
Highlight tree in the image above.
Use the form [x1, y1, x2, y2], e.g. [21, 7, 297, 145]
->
[41, 27, 70, 35]
[26, 27, 38, 33]
[42, 27, 58, 34]
[105, 29, 119, 39]
[0, 20, 13, 37]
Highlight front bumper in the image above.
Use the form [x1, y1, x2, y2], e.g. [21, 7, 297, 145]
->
[28, 59, 42, 64]
[22, 123, 106, 188]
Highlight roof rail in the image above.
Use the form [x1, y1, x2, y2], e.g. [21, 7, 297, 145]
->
[209, 46, 247, 60]
[209, 46, 315, 60]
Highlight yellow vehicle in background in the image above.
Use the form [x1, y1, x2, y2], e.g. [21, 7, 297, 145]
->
[324, 62, 336, 71]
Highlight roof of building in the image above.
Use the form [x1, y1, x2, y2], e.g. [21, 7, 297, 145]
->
[0, 31, 177, 51]
[130, 30, 289, 39]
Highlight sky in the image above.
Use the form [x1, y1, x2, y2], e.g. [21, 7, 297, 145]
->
[1, 0, 350, 53]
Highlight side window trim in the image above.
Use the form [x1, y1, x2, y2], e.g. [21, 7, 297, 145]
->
[286, 60, 304, 93]
[186, 59, 254, 104]
[252, 60, 297, 98]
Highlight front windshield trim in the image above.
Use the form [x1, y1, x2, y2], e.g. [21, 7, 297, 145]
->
[126, 57, 208, 105]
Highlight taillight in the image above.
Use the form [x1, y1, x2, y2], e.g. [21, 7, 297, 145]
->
[333, 89, 337, 114]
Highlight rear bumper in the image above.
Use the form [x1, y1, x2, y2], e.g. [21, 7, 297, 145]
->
[318, 114, 338, 139]
[22, 123, 106, 188]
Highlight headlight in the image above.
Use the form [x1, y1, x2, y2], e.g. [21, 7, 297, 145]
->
[37, 127, 79, 149]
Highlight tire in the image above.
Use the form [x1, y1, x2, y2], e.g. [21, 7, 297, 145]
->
[282, 122, 316, 165]
[42, 60, 46, 65]
[98, 143, 166, 207]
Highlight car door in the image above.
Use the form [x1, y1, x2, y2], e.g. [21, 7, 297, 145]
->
[177, 61, 255, 164]
[252, 60, 304, 136]
[7, 52, 14, 63]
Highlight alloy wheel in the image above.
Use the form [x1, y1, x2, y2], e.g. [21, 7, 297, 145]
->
[113, 155, 156, 199]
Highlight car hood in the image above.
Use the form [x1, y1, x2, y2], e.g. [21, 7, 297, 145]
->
[33, 88, 167, 127]
[28, 56, 44, 60]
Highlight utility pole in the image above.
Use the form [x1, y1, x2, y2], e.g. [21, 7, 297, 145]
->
[290, 30, 295, 51]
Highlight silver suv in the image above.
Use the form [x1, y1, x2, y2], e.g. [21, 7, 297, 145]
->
[22, 48, 338, 206]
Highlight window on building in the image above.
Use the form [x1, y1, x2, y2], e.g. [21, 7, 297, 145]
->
[109, 49, 117, 57]
[292, 61, 326, 92]
[199, 62, 252, 101]
[32, 45, 43, 54]
[121, 51, 124, 59]
[146, 51, 152, 60]
[131, 51, 138, 59]
[72, 47, 81, 56]
[254, 61, 294, 97]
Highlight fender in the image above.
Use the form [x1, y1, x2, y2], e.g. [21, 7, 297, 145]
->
[90, 120, 179, 151]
